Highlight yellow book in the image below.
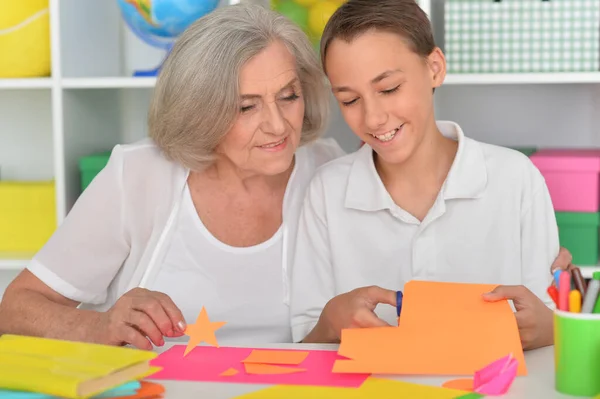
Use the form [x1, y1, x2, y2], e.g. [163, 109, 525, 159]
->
[0, 335, 160, 399]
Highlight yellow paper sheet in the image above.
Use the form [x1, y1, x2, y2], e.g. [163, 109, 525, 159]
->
[232, 377, 471, 399]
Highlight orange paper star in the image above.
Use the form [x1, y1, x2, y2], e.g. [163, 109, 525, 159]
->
[183, 306, 226, 356]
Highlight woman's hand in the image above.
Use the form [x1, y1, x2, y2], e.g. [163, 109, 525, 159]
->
[482, 285, 553, 350]
[550, 247, 574, 274]
[305, 286, 397, 343]
[94, 288, 187, 350]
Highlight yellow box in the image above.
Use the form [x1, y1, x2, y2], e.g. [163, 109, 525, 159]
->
[0, 181, 56, 252]
[0, 0, 51, 78]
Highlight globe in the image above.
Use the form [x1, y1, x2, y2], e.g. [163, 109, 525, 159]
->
[117, 0, 220, 76]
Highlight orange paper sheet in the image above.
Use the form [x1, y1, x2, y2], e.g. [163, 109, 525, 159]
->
[442, 378, 474, 391]
[220, 367, 240, 376]
[242, 349, 309, 365]
[334, 281, 527, 376]
[244, 363, 306, 375]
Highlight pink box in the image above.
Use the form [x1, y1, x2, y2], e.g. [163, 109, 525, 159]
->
[530, 149, 600, 212]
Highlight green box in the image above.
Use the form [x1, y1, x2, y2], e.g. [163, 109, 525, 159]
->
[78, 151, 111, 192]
[511, 147, 537, 157]
[445, 0, 600, 73]
[555, 212, 600, 266]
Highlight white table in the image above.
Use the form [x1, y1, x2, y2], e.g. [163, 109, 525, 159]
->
[148, 343, 588, 399]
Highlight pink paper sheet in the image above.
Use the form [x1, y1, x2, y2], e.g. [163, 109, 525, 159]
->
[149, 345, 369, 388]
[473, 354, 518, 396]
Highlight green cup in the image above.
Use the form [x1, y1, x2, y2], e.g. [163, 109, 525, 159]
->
[554, 310, 600, 396]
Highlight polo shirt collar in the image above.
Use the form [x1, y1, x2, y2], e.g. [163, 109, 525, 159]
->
[344, 121, 488, 212]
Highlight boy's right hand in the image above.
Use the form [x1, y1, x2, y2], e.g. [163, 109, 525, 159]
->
[93, 288, 187, 350]
[315, 286, 397, 342]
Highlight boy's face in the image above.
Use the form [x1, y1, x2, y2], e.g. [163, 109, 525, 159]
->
[325, 30, 445, 165]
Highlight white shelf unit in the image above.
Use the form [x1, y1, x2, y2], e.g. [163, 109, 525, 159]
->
[1, 0, 600, 286]
[581, 267, 600, 279]
[0, 78, 53, 90]
[0, 254, 31, 271]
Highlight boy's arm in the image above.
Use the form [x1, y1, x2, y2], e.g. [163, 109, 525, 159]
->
[520, 171, 559, 307]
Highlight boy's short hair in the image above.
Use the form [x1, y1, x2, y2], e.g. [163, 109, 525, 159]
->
[320, 0, 435, 73]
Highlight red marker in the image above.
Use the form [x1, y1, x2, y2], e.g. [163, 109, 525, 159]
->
[547, 285, 559, 308]
[558, 271, 571, 311]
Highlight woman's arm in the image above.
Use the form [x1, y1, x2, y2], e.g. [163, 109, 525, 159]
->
[0, 146, 127, 339]
[0, 270, 102, 341]
[0, 271, 186, 349]
[0, 146, 186, 348]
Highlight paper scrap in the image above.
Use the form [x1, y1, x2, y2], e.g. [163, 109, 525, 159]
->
[242, 349, 309, 365]
[220, 368, 239, 376]
[150, 345, 369, 388]
[104, 381, 165, 399]
[184, 306, 226, 356]
[334, 281, 527, 376]
[0, 381, 142, 399]
[442, 379, 474, 391]
[230, 377, 472, 399]
[472, 354, 518, 395]
[244, 363, 305, 375]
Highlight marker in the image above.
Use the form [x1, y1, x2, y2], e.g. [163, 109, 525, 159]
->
[571, 266, 587, 297]
[553, 270, 562, 286]
[593, 293, 600, 314]
[558, 271, 571, 311]
[581, 272, 600, 313]
[396, 291, 403, 317]
[569, 290, 582, 313]
[547, 285, 559, 308]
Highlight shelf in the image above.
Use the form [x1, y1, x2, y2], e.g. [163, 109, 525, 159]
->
[444, 72, 600, 85]
[62, 77, 156, 89]
[0, 78, 53, 90]
[8, 73, 596, 89]
[580, 266, 600, 279]
[0, 253, 31, 271]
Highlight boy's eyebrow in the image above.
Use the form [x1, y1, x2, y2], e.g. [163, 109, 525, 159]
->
[371, 69, 403, 84]
[240, 77, 299, 100]
[332, 69, 404, 93]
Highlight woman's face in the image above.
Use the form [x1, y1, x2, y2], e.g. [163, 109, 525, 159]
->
[216, 40, 305, 176]
[325, 30, 445, 165]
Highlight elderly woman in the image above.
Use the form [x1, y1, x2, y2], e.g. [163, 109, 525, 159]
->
[0, 4, 342, 349]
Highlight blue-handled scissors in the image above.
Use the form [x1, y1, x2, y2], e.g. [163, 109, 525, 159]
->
[396, 290, 403, 317]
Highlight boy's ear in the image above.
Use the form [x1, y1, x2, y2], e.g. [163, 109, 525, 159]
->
[427, 47, 446, 89]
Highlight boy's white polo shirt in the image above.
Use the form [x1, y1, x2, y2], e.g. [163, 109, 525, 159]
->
[290, 121, 559, 342]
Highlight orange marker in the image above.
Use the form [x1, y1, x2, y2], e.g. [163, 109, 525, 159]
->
[569, 290, 582, 313]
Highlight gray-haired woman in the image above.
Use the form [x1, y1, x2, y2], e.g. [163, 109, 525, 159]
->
[0, 4, 342, 349]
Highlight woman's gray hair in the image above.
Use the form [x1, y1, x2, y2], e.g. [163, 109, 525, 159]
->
[148, 3, 330, 171]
